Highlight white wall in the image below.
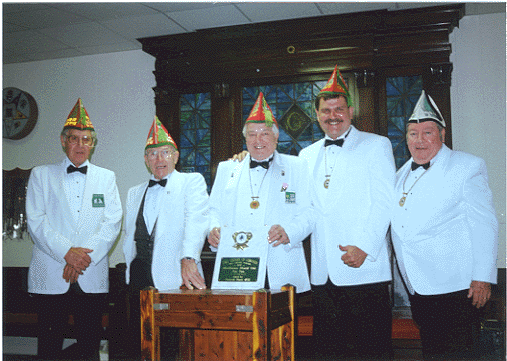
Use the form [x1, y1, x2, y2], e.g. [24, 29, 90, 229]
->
[3, 50, 156, 266]
[3, 12, 506, 271]
[450, 12, 506, 268]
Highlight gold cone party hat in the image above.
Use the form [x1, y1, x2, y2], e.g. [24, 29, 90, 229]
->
[63, 98, 94, 131]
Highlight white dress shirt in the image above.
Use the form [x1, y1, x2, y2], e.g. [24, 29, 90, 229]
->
[144, 173, 172, 233]
[63, 158, 89, 225]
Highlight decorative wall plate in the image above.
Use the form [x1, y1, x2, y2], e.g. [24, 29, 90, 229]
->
[3, 87, 38, 140]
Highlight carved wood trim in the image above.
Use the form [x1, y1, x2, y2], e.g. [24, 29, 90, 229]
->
[140, 4, 464, 91]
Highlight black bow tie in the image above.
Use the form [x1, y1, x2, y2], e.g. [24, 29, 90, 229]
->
[250, 160, 270, 169]
[149, 179, 167, 187]
[411, 162, 430, 171]
[67, 165, 87, 174]
[325, 138, 345, 147]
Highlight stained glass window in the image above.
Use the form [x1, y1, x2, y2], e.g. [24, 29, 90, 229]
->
[179, 93, 212, 192]
[386, 76, 423, 169]
[242, 82, 327, 155]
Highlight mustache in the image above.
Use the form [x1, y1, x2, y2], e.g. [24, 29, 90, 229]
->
[324, 118, 344, 124]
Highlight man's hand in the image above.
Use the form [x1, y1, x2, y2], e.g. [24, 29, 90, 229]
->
[181, 258, 206, 290]
[230, 151, 249, 162]
[268, 225, 289, 247]
[468, 280, 491, 308]
[339, 245, 367, 268]
[208, 227, 221, 248]
[64, 247, 93, 274]
[63, 264, 79, 283]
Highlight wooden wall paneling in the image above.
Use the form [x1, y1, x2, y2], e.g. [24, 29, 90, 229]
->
[376, 69, 389, 138]
[209, 82, 244, 180]
[230, 83, 246, 157]
[140, 5, 464, 88]
[154, 87, 181, 149]
[357, 86, 376, 134]
[210, 84, 233, 168]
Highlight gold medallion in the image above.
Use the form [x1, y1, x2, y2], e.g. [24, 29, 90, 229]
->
[250, 200, 260, 209]
[232, 231, 253, 250]
[399, 196, 406, 207]
[324, 178, 330, 189]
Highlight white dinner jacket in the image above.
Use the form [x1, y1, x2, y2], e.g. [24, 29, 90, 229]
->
[26, 160, 122, 294]
[299, 125, 395, 286]
[391, 145, 498, 295]
[209, 151, 314, 293]
[123, 171, 209, 290]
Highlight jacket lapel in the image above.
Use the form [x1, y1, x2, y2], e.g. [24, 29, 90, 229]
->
[324, 127, 357, 200]
[265, 152, 288, 221]
[58, 160, 76, 228]
[409, 145, 450, 203]
[78, 163, 96, 229]
[228, 157, 247, 216]
[306, 139, 324, 176]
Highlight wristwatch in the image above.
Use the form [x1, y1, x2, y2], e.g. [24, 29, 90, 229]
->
[182, 257, 200, 264]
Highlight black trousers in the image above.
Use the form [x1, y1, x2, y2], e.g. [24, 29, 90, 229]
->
[409, 290, 482, 360]
[311, 279, 393, 360]
[128, 258, 178, 360]
[33, 282, 105, 361]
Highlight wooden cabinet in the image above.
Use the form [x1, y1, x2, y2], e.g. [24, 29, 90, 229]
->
[140, 286, 295, 360]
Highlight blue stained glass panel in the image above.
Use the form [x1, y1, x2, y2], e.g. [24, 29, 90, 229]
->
[179, 134, 193, 148]
[294, 83, 311, 101]
[277, 85, 293, 103]
[278, 128, 292, 142]
[299, 101, 314, 118]
[180, 92, 212, 193]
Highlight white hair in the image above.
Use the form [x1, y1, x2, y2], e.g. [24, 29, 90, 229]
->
[242, 122, 279, 137]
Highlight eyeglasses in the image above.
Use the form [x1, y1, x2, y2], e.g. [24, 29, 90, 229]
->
[66, 134, 94, 147]
[146, 149, 173, 159]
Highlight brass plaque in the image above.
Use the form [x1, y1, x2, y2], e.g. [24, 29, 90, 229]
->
[218, 257, 260, 282]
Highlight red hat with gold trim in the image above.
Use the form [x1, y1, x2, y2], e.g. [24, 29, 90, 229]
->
[63, 98, 94, 131]
[245, 92, 278, 128]
[145, 116, 178, 150]
[318, 65, 353, 107]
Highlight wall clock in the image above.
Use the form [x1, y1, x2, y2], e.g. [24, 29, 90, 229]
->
[3, 87, 38, 140]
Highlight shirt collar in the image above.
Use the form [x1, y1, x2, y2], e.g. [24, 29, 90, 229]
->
[64, 157, 89, 170]
[149, 172, 172, 182]
[324, 126, 352, 142]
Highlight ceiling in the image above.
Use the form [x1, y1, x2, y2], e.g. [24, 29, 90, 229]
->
[3, 2, 505, 65]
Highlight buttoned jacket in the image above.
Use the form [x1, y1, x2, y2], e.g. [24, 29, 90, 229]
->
[299, 125, 395, 286]
[391, 145, 498, 295]
[26, 160, 122, 294]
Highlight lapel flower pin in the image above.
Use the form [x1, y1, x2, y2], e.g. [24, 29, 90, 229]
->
[281, 182, 288, 192]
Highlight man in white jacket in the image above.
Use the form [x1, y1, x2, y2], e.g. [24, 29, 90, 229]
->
[26, 99, 122, 361]
[208, 92, 313, 294]
[391, 91, 498, 359]
[298, 66, 395, 360]
[123, 116, 209, 359]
